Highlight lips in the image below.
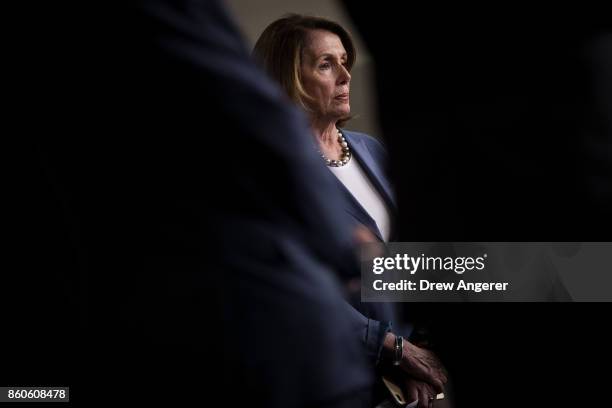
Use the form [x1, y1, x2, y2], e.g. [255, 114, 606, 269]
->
[335, 93, 349, 100]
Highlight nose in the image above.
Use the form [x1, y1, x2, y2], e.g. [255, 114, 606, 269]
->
[337, 64, 351, 85]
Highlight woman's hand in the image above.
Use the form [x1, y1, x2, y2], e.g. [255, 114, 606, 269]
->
[403, 377, 438, 408]
[383, 333, 447, 393]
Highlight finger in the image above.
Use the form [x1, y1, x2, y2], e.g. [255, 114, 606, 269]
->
[424, 382, 434, 395]
[409, 367, 442, 393]
[430, 378, 444, 394]
[427, 384, 438, 408]
[417, 385, 430, 408]
[439, 370, 448, 384]
[404, 379, 419, 404]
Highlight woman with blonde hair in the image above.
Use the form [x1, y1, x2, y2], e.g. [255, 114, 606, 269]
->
[254, 15, 447, 408]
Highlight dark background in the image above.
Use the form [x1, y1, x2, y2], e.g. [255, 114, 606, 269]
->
[343, 4, 612, 407]
[6, 2, 612, 406]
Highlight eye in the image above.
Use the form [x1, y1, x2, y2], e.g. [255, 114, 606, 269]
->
[319, 62, 331, 70]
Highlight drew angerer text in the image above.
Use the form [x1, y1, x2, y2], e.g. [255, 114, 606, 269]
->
[372, 279, 509, 293]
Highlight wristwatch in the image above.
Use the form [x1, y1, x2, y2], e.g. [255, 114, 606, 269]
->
[392, 335, 403, 366]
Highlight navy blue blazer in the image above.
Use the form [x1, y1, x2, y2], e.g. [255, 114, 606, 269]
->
[336, 129, 402, 367]
[337, 129, 397, 242]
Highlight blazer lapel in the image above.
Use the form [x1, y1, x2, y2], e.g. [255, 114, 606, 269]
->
[344, 131, 397, 211]
[327, 130, 399, 242]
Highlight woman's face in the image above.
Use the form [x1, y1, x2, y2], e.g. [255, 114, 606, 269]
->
[301, 29, 351, 122]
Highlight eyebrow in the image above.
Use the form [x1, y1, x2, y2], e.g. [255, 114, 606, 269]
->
[318, 52, 347, 59]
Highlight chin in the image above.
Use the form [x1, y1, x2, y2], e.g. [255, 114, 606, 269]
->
[334, 106, 351, 118]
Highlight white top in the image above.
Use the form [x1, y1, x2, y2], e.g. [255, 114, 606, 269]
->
[328, 157, 391, 242]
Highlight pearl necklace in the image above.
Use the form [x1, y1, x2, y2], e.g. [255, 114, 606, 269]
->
[318, 129, 351, 167]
